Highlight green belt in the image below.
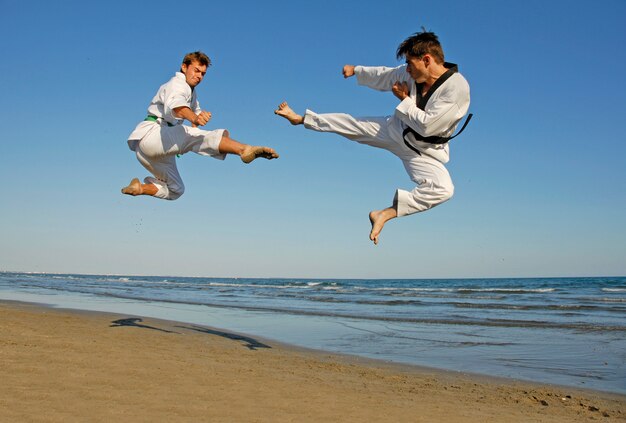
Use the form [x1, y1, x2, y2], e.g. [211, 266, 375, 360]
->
[145, 115, 174, 127]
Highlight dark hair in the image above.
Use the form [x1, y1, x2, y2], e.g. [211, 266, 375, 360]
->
[181, 51, 211, 69]
[396, 31, 444, 64]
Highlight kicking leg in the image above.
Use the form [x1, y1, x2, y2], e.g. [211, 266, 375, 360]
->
[276, 102, 396, 153]
[274, 102, 304, 125]
[218, 130, 279, 164]
[369, 206, 398, 245]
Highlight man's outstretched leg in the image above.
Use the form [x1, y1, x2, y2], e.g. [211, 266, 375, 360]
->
[369, 207, 398, 245]
[218, 130, 279, 163]
[240, 145, 279, 163]
[274, 102, 304, 125]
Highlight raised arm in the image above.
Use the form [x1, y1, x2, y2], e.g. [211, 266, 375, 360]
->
[156, 76, 210, 126]
[353, 64, 412, 92]
[165, 81, 211, 127]
[173, 106, 212, 127]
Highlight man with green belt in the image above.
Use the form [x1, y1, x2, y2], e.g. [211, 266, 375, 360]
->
[122, 51, 278, 200]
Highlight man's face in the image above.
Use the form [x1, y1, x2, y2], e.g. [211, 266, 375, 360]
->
[405, 55, 428, 83]
[181, 60, 207, 88]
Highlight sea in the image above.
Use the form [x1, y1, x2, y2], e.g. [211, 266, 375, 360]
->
[1, 272, 624, 394]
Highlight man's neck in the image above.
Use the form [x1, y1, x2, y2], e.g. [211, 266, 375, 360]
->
[422, 63, 449, 92]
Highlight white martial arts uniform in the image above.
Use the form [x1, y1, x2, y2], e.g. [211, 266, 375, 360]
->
[303, 63, 470, 216]
[127, 72, 226, 200]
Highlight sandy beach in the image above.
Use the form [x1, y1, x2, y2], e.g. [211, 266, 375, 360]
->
[1, 301, 623, 422]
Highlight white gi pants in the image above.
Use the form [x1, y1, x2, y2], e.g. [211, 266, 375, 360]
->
[132, 123, 225, 200]
[303, 110, 454, 217]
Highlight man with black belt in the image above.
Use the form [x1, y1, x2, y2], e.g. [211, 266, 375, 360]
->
[122, 51, 279, 200]
[275, 31, 471, 245]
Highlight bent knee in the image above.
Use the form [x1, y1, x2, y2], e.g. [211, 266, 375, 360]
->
[167, 184, 185, 200]
[440, 184, 454, 203]
[425, 183, 454, 208]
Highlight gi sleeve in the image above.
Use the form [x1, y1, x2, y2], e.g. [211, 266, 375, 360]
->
[355, 65, 411, 92]
[163, 78, 193, 120]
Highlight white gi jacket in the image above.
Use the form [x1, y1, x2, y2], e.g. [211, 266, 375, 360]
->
[355, 63, 470, 163]
[127, 72, 202, 151]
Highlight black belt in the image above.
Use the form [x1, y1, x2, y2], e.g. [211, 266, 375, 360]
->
[403, 113, 473, 155]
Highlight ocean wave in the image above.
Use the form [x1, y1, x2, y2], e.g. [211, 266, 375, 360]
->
[456, 288, 555, 294]
[202, 281, 339, 290]
[354, 286, 555, 294]
[451, 302, 625, 313]
[577, 297, 626, 303]
[355, 287, 456, 292]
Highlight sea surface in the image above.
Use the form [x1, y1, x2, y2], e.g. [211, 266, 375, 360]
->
[1, 272, 624, 394]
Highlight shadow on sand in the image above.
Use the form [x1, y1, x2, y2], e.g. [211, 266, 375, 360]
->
[109, 318, 271, 351]
[176, 325, 272, 351]
[110, 317, 177, 333]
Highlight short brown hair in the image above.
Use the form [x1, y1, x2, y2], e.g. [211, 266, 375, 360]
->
[396, 31, 444, 64]
[182, 51, 211, 68]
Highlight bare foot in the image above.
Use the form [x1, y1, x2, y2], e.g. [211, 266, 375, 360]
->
[369, 210, 385, 245]
[121, 178, 142, 196]
[368, 207, 398, 245]
[241, 146, 279, 164]
[274, 102, 304, 125]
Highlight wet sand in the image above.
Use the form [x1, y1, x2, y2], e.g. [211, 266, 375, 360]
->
[1, 301, 623, 422]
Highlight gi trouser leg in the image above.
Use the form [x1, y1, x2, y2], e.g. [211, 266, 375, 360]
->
[135, 125, 226, 200]
[303, 110, 454, 216]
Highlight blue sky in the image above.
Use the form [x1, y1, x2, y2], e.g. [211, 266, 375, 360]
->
[1, 0, 624, 278]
